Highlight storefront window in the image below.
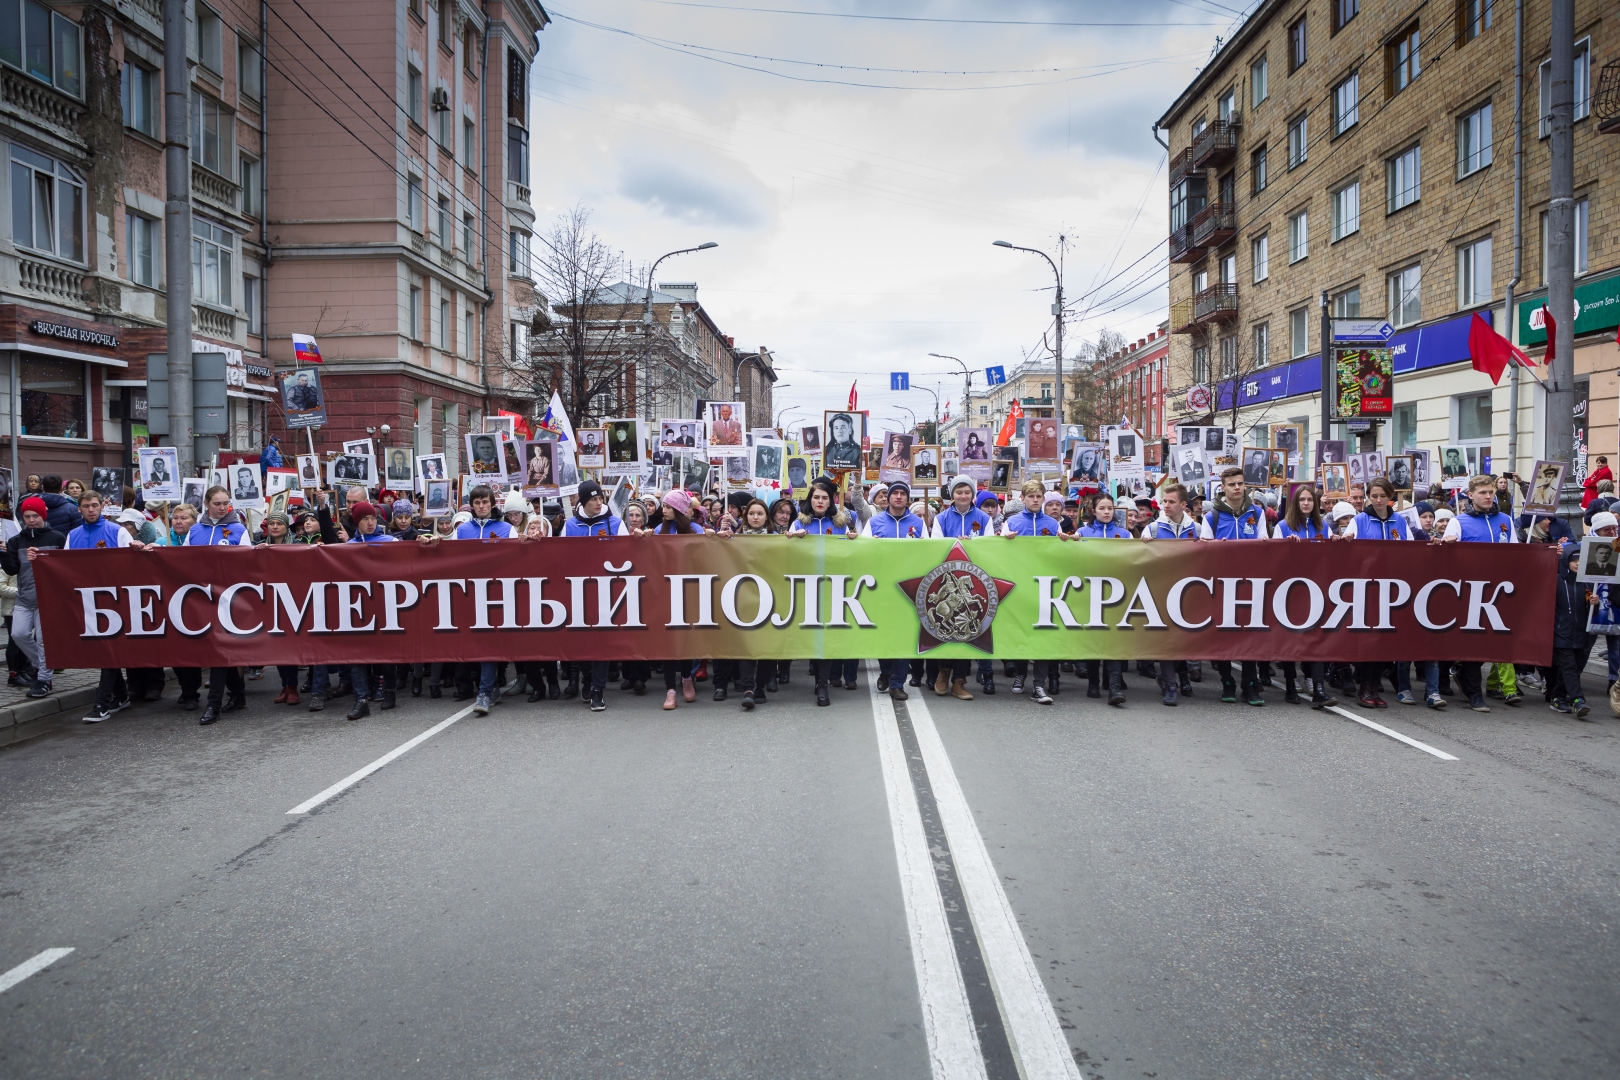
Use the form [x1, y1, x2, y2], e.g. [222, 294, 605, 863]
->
[19, 357, 86, 438]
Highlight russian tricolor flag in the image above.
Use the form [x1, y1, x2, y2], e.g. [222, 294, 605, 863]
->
[292, 333, 323, 364]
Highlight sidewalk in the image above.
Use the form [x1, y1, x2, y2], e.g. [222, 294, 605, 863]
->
[0, 667, 99, 747]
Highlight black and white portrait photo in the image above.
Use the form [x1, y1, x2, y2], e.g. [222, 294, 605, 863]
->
[385, 448, 413, 484]
[912, 447, 938, 482]
[182, 478, 207, 512]
[1243, 448, 1271, 486]
[1579, 537, 1620, 583]
[962, 428, 991, 461]
[138, 447, 181, 501]
[231, 465, 264, 507]
[91, 467, 125, 506]
[467, 433, 503, 476]
[332, 454, 373, 484]
[824, 411, 863, 470]
[1316, 439, 1347, 466]
[1204, 426, 1226, 452]
[753, 440, 784, 482]
[417, 454, 446, 481]
[800, 425, 821, 453]
[298, 454, 321, 485]
[1387, 454, 1413, 492]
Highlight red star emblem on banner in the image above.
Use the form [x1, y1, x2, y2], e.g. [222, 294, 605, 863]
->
[898, 541, 1015, 654]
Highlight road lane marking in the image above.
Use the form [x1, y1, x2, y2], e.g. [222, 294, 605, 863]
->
[905, 693, 1084, 1080]
[868, 670, 990, 1080]
[0, 948, 73, 994]
[286, 706, 475, 814]
[1326, 705, 1459, 761]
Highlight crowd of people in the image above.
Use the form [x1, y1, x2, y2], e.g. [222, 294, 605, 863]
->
[0, 456, 1606, 728]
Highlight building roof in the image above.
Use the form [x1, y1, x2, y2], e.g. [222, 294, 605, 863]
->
[587, 282, 688, 306]
[1155, 0, 1284, 130]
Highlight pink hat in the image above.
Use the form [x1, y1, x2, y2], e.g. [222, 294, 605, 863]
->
[662, 489, 693, 516]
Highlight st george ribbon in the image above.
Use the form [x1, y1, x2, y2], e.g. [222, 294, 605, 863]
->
[34, 537, 1553, 667]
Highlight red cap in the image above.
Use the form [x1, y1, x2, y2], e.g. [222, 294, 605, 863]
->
[349, 500, 377, 520]
[19, 496, 47, 519]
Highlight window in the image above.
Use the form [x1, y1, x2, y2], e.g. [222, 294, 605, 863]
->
[1219, 252, 1236, 284]
[197, 5, 222, 73]
[1193, 268, 1208, 294]
[1191, 116, 1207, 137]
[191, 219, 233, 307]
[1332, 287, 1361, 318]
[1193, 345, 1210, 384]
[1539, 39, 1592, 137]
[190, 89, 231, 174]
[1393, 403, 1417, 452]
[463, 211, 475, 254]
[407, 176, 422, 231]
[509, 228, 530, 274]
[1387, 144, 1420, 212]
[19, 357, 86, 438]
[1387, 263, 1422, 327]
[407, 66, 423, 126]
[1389, 23, 1420, 93]
[1288, 17, 1307, 72]
[1460, 0, 1492, 43]
[464, 310, 474, 356]
[127, 213, 158, 287]
[507, 47, 527, 123]
[1457, 391, 1492, 443]
[410, 283, 422, 340]
[243, 274, 260, 334]
[1170, 174, 1206, 231]
[1457, 102, 1492, 176]
[238, 36, 261, 102]
[1252, 234, 1269, 282]
[1218, 170, 1235, 205]
[463, 117, 476, 167]
[507, 124, 529, 185]
[1288, 209, 1309, 263]
[1253, 323, 1269, 368]
[122, 62, 159, 136]
[1290, 308, 1308, 358]
[1287, 112, 1308, 167]
[1540, 198, 1592, 281]
[1218, 88, 1235, 123]
[1251, 55, 1267, 106]
[1331, 181, 1360, 241]
[436, 194, 449, 247]
[1333, 0, 1358, 32]
[11, 145, 84, 263]
[1457, 236, 1492, 307]
[438, 0, 452, 46]
[1333, 73, 1358, 134]
[0, 1, 82, 95]
[239, 155, 260, 217]
[1219, 335, 1237, 377]
[438, 296, 450, 349]
[464, 26, 477, 74]
[1251, 145, 1268, 193]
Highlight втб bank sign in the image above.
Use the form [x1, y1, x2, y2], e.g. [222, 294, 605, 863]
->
[35, 537, 1553, 666]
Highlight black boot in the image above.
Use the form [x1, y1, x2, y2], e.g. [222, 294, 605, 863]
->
[816, 684, 830, 706]
[381, 690, 396, 711]
[411, 676, 423, 697]
[564, 675, 580, 699]
[547, 676, 561, 700]
[1284, 676, 1302, 705]
[527, 686, 543, 702]
[347, 698, 370, 721]
[223, 694, 246, 712]
[429, 683, 443, 699]
[1108, 673, 1126, 707]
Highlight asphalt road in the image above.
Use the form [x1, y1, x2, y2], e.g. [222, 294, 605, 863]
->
[1, 664, 1617, 1079]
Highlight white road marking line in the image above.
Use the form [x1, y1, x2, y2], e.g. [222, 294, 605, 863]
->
[867, 670, 988, 1080]
[0, 948, 73, 994]
[906, 693, 1085, 1080]
[1326, 704, 1459, 761]
[286, 706, 475, 814]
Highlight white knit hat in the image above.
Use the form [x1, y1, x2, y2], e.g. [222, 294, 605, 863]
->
[1591, 511, 1619, 531]
[1330, 501, 1356, 521]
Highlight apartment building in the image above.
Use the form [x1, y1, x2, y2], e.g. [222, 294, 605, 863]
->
[0, 0, 547, 485]
[1158, 0, 1619, 478]
[1101, 324, 1171, 451]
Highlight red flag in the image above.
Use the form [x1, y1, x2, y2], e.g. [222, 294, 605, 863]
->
[995, 398, 1023, 446]
[497, 409, 532, 439]
[1468, 312, 1532, 385]
[848, 381, 858, 410]
[1542, 305, 1556, 363]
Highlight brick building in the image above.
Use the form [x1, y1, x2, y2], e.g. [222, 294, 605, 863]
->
[1157, 0, 1619, 478]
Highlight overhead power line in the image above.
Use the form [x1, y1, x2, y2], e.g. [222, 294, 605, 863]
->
[614, 0, 1224, 27]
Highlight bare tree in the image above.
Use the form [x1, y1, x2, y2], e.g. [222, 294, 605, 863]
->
[1064, 328, 1129, 435]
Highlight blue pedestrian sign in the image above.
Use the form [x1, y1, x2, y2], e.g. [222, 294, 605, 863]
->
[1332, 319, 1394, 342]
[985, 365, 1007, 386]
[890, 372, 909, 391]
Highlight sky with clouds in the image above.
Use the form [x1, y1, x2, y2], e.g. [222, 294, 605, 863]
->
[529, 0, 1255, 430]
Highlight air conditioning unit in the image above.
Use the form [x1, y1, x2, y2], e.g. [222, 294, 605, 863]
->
[431, 86, 450, 111]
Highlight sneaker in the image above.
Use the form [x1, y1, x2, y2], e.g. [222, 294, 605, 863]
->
[663, 690, 678, 711]
[828, 677, 844, 689]
[1160, 681, 1178, 706]
[1031, 685, 1053, 705]
[1011, 676, 1025, 695]
[473, 693, 491, 716]
[25, 680, 51, 699]
[741, 691, 756, 711]
[590, 690, 606, 712]
[1246, 692, 1265, 707]
[1396, 690, 1416, 705]
[982, 677, 996, 695]
[307, 693, 326, 712]
[1504, 693, 1523, 707]
[1426, 693, 1447, 709]
[1520, 671, 1545, 691]
[346, 698, 370, 721]
[1220, 682, 1237, 704]
[1550, 699, 1572, 714]
[1470, 697, 1491, 713]
[83, 704, 116, 723]
[714, 686, 728, 702]
[1486, 688, 1505, 700]
[682, 677, 696, 703]
[1575, 698, 1592, 720]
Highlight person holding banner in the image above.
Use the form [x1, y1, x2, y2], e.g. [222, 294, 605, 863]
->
[1066, 491, 1131, 706]
[340, 502, 401, 720]
[862, 480, 927, 701]
[1272, 486, 1340, 709]
[651, 489, 705, 712]
[1200, 468, 1269, 707]
[183, 487, 250, 725]
[926, 475, 993, 700]
[790, 476, 859, 705]
[560, 480, 627, 710]
[1439, 474, 1518, 712]
[1001, 480, 1063, 704]
[1137, 482, 1198, 704]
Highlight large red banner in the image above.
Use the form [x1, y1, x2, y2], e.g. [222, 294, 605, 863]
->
[32, 536, 1555, 667]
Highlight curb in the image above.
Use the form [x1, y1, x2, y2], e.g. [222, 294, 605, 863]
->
[0, 687, 99, 748]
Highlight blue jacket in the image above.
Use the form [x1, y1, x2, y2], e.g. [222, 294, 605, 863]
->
[41, 492, 82, 535]
[867, 510, 927, 538]
[931, 505, 992, 538]
[186, 516, 249, 546]
[1519, 512, 1573, 545]
[793, 512, 854, 536]
[1078, 520, 1131, 539]
[1145, 515, 1199, 539]
[348, 529, 399, 543]
[652, 523, 705, 534]
[1001, 509, 1062, 537]
[1274, 517, 1326, 539]
[1351, 510, 1410, 540]
[1456, 508, 1517, 543]
[454, 517, 514, 540]
[65, 517, 128, 549]
[560, 513, 624, 537]
[1200, 501, 1268, 540]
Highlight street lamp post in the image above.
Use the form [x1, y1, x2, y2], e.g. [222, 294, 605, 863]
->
[643, 242, 718, 415]
[993, 239, 1065, 425]
[929, 353, 974, 423]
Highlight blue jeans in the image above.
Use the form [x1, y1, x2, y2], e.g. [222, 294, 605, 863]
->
[1605, 636, 1620, 680]
[310, 665, 340, 695]
[478, 662, 498, 697]
[1396, 661, 1440, 698]
[882, 659, 909, 687]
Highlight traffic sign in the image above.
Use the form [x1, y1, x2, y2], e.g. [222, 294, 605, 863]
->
[1332, 319, 1395, 342]
[985, 365, 1007, 385]
[890, 372, 909, 391]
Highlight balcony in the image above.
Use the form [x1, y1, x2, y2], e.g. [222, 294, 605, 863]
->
[1170, 298, 1197, 335]
[1189, 201, 1236, 249]
[1169, 147, 1196, 187]
[2, 68, 84, 136]
[1169, 224, 1201, 264]
[17, 256, 85, 303]
[1596, 60, 1620, 134]
[1191, 116, 1241, 170]
[191, 162, 240, 213]
[1192, 282, 1238, 325]
[193, 305, 236, 339]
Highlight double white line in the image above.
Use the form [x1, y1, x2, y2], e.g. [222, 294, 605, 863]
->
[870, 669, 1082, 1080]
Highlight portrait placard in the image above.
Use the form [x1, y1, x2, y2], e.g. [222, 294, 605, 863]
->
[136, 447, 181, 502]
[823, 410, 865, 471]
[1578, 536, 1620, 584]
[1524, 459, 1567, 514]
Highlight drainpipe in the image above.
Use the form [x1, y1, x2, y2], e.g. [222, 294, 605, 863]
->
[163, 0, 193, 477]
[260, 0, 269, 369]
[1506, 0, 1524, 477]
[1150, 123, 1168, 151]
[478, 7, 492, 420]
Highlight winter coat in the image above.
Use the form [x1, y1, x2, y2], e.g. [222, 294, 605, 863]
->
[0, 525, 67, 607]
[1555, 561, 1592, 651]
[40, 492, 81, 535]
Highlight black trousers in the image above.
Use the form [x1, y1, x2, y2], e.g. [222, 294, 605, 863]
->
[1456, 662, 1485, 700]
[664, 660, 693, 690]
[926, 659, 971, 683]
[1213, 660, 1259, 691]
[205, 667, 245, 709]
[1084, 660, 1122, 685]
[1013, 660, 1057, 685]
[349, 664, 397, 701]
[94, 667, 127, 708]
[1552, 645, 1591, 703]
